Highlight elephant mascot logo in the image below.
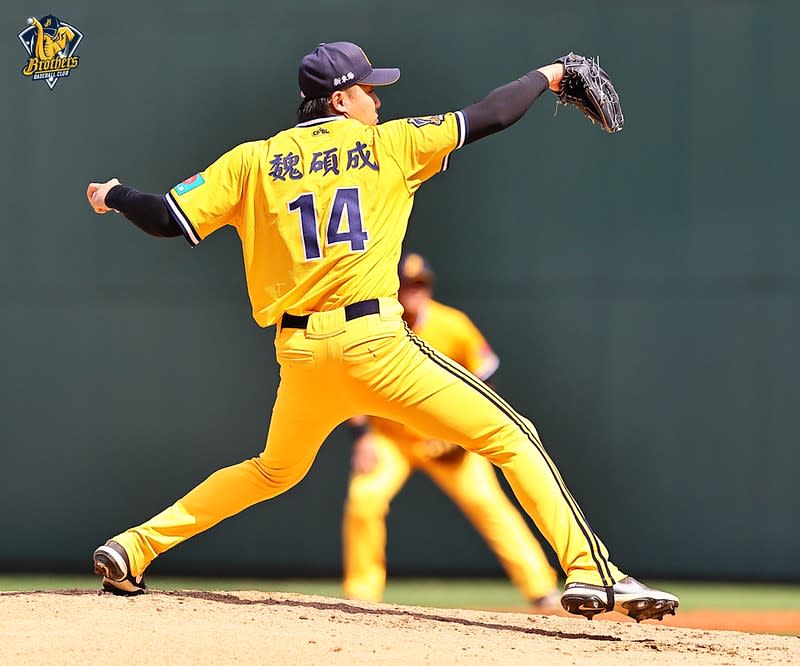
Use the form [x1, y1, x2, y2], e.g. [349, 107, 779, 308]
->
[19, 15, 83, 90]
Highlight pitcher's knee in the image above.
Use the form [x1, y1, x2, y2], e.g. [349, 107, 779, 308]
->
[251, 455, 311, 493]
[471, 421, 529, 466]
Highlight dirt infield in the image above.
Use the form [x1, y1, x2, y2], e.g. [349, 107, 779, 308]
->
[616, 609, 800, 635]
[508, 606, 800, 636]
[2, 590, 798, 665]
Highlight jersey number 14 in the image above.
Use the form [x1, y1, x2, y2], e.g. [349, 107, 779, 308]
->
[288, 187, 368, 261]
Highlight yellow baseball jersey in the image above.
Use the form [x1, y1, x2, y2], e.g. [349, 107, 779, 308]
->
[371, 299, 499, 444]
[164, 113, 467, 327]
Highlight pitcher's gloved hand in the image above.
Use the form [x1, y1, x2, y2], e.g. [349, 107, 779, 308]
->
[553, 53, 624, 133]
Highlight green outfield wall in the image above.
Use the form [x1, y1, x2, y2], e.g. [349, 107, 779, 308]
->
[1, 0, 797, 581]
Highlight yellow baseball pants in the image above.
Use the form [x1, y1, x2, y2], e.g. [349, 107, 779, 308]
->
[342, 432, 558, 601]
[112, 298, 624, 587]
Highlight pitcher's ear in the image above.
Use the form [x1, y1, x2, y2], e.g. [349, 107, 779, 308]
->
[330, 90, 347, 113]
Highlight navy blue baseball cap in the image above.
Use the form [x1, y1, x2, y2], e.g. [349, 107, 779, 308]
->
[299, 42, 400, 99]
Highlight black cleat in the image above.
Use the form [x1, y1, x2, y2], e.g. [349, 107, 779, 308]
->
[560, 592, 607, 620]
[93, 540, 146, 596]
[561, 577, 679, 621]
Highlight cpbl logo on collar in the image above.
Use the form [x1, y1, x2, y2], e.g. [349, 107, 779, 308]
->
[18, 15, 83, 90]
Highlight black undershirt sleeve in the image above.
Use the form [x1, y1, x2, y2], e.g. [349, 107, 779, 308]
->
[105, 184, 182, 238]
[461, 70, 550, 145]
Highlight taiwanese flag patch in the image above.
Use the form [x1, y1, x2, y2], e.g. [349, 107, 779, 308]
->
[174, 173, 205, 196]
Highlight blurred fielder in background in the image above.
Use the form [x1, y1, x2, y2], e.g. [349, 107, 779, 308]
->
[343, 252, 559, 609]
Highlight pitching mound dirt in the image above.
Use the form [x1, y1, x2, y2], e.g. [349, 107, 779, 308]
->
[2, 590, 797, 665]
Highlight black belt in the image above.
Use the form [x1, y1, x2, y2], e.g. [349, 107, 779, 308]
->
[281, 299, 380, 329]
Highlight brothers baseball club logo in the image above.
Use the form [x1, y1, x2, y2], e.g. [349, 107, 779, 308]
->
[18, 14, 83, 90]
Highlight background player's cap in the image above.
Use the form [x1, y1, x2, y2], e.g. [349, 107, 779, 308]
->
[298, 41, 400, 98]
[398, 253, 435, 286]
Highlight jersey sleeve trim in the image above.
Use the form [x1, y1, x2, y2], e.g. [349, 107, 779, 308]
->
[164, 192, 201, 247]
[455, 110, 467, 150]
[441, 111, 467, 172]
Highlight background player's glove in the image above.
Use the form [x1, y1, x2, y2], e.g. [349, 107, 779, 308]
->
[553, 53, 624, 133]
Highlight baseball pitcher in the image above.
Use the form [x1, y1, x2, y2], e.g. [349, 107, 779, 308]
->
[87, 41, 677, 621]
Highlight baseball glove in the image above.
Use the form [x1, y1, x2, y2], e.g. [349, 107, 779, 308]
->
[553, 53, 624, 133]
